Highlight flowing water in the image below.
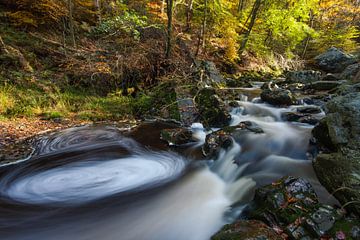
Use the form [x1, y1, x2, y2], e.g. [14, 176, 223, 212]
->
[0, 89, 334, 240]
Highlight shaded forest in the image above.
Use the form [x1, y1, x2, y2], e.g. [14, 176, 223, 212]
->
[0, 0, 359, 120]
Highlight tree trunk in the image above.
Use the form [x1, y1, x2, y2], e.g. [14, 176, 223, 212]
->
[239, 0, 261, 54]
[202, 0, 208, 49]
[302, 10, 314, 58]
[237, 0, 245, 16]
[165, 0, 174, 58]
[185, 0, 194, 32]
[0, 36, 9, 54]
[161, 0, 165, 16]
[94, 0, 101, 24]
[68, 0, 76, 47]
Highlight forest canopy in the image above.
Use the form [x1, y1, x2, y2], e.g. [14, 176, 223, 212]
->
[0, 0, 359, 65]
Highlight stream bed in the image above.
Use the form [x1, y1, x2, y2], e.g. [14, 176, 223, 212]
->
[0, 88, 335, 240]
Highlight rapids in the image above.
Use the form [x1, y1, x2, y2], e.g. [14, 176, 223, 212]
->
[0, 89, 333, 240]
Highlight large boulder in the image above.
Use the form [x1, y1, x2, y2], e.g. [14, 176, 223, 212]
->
[314, 47, 357, 73]
[304, 80, 344, 91]
[312, 91, 360, 215]
[246, 176, 360, 239]
[286, 70, 321, 84]
[261, 88, 297, 106]
[212, 220, 285, 240]
[195, 88, 232, 128]
[340, 63, 360, 80]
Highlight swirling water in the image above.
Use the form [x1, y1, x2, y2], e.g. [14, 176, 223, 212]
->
[0, 92, 333, 240]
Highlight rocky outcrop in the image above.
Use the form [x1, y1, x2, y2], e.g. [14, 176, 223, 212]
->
[160, 128, 195, 146]
[212, 220, 285, 240]
[304, 80, 344, 91]
[260, 88, 297, 106]
[195, 88, 232, 128]
[340, 63, 360, 81]
[312, 91, 360, 215]
[245, 176, 360, 240]
[314, 47, 357, 73]
[286, 70, 321, 84]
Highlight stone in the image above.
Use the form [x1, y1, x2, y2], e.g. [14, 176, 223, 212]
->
[313, 152, 360, 216]
[322, 73, 339, 81]
[211, 220, 285, 240]
[340, 63, 360, 80]
[281, 112, 319, 125]
[195, 88, 232, 128]
[286, 70, 321, 84]
[237, 121, 264, 134]
[314, 47, 357, 73]
[305, 81, 343, 91]
[312, 91, 360, 215]
[202, 129, 233, 158]
[160, 128, 195, 146]
[260, 88, 297, 106]
[297, 106, 322, 114]
[244, 176, 359, 239]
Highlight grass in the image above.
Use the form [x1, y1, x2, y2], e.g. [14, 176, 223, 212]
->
[0, 83, 136, 121]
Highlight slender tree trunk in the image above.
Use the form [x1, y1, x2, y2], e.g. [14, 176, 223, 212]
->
[202, 0, 208, 49]
[237, 0, 245, 16]
[302, 10, 314, 58]
[185, 0, 194, 32]
[161, 0, 165, 16]
[68, 0, 76, 47]
[0, 36, 9, 54]
[165, 0, 174, 58]
[94, 0, 101, 24]
[239, 0, 261, 53]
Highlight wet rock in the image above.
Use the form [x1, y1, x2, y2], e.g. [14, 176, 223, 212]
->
[237, 121, 264, 134]
[305, 80, 343, 91]
[322, 73, 339, 81]
[296, 106, 322, 114]
[195, 88, 232, 128]
[245, 176, 360, 239]
[314, 152, 360, 216]
[160, 128, 195, 146]
[202, 129, 233, 158]
[314, 47, 357, 73]
[312, 91, 360, 215]
[336, 83, 360, 96]
[260, 88, 297, 106]
[196, 60, 226, 85]
[261, 81, 279, 91]
[286, 70, 321, 84]
[283, 83, 305, 92]
[211, 220, 285, 240]
[340, 63, 360, 80]
[281, 112, 319, 125]
[304, 205, 337, 237]
[225, 78, 253, 88]
[313, 92, 360, 150]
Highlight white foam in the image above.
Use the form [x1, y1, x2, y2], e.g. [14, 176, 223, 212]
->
[5, 152, 186, 204]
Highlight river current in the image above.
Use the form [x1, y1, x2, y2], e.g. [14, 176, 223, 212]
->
[0, 89, 334, 240]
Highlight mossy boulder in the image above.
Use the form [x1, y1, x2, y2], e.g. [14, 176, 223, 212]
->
[314, 47, 357, 73]
[195, 88, 231, 128]
[246, 176, 359, 239]
[160, 128, 195, 146]
[212, 220, 285, 240]
[312, 91, 360, 216]
[260, 88, 297, 106]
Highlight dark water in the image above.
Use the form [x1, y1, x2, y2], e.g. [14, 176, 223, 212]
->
[0, 91, 335, 240]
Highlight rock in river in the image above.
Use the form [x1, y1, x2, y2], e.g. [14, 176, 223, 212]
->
[314, 47, 357, 73]
[260, 88, 297, 106]
[195, 88, 232, 128]
[312, 91, 360, 216]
